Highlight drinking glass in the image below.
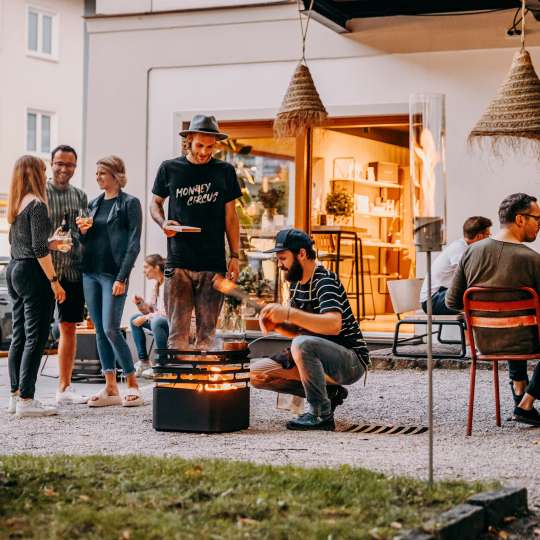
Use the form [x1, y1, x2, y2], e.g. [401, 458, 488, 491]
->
[78, 208, 93, 227]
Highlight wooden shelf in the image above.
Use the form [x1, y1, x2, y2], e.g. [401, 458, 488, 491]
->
[358, 212, 398, 219]
[331, 178, 403, 189]
[370, 273, 400, 280]
[363, 240, 411, 249]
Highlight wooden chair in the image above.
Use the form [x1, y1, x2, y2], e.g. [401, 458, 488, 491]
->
[463, 286, 540, 436]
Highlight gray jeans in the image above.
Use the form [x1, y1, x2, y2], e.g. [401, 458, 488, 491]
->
[251, 335, 365, 416]
[165, 268, 223, 350]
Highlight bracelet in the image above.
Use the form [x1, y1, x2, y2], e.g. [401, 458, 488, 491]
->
[230, 252, 240, 259]
[50, 275, 58, 283]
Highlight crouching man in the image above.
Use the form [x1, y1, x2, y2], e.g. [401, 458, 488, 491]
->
[250, 229, 370, 431]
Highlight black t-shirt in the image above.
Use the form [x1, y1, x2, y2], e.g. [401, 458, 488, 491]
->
[152, 156, 241, 273]
[84, 198, 119, 276]
[290, 265, 370, 366]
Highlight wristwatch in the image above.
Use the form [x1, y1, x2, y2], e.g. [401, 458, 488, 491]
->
[50, 275, 59, 283]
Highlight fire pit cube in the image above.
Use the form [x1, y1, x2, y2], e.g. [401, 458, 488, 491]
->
[152, 346, 251, 433]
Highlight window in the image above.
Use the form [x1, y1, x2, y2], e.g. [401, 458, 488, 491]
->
[27, 6, 57, 58]
[26, 111, 55, 154]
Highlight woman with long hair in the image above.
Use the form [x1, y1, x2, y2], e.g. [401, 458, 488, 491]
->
[77, 155, 143, 407]
[7, 155, 66, 417]
[130, 253, 169, 376]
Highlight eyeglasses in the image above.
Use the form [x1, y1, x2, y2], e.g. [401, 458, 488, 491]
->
[518, 213, 540, 223]
[53, 161, 77, 169]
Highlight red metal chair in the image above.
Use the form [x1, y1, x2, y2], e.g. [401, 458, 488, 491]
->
[463, 286, 540, 436]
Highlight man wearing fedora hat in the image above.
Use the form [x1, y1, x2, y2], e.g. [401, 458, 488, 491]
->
[250, 228, 370, 431]
[150, 114, 241, 349]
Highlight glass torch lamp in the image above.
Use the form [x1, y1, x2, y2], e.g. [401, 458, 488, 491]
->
[409, 93, 447, 252]
[409, 93, 447, 486]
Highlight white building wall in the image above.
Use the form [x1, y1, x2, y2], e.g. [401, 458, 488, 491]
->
[85, 4, 540, 299]
[0, 0, 84, 256]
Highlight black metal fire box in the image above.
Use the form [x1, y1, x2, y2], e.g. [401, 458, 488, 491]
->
[152, 347, 250, 433]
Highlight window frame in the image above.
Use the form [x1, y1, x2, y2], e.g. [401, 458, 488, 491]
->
[25, 109, 57, 157]
[26, 4, 59, 61]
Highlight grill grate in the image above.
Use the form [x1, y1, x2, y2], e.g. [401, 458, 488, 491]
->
[338, 424, 428, 435]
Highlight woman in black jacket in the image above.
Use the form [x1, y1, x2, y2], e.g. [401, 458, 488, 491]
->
[78, 155, 143, 407]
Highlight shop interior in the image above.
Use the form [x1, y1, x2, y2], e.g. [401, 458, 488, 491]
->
[218, 117, 415, 336]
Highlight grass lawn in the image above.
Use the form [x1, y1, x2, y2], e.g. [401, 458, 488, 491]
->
[0, 455, 496, 540]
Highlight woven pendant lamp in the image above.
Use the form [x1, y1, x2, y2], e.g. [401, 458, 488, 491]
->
[273, 0, 327, 138]
[469, 1, 540, 155]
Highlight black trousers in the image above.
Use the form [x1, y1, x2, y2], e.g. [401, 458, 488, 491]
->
[421, 287, 460, 316]
[509, 361, 540, 400]
[7, 259, 55, 399]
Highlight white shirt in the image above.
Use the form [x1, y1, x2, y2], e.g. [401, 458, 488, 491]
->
[420, 238, 468, 303]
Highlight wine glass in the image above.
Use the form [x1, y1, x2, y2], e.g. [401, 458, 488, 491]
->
[78, 208, 93, 227]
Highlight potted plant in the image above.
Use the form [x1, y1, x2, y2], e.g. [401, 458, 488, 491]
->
[258, 186, 285, 230]
[325, 190, 353, 225]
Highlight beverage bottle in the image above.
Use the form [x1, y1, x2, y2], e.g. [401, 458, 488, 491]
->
[58, 212, 73, 253]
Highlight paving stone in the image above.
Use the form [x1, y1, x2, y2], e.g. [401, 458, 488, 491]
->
[467, 487, 528, 527]
[436, 503, 485, 540]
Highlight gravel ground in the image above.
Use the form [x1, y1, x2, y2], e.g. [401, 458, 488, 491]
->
[2, 359, 540, 509]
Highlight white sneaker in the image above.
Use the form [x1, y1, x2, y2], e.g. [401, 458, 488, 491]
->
[16, 399, 58, 418]
[8, 394, 18, 414]
[141, 367, 154, 379]
[56, 386, 89, 405]
[135, 360, 150, 376]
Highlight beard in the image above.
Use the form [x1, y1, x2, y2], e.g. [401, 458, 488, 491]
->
[285, 257, 303, 282]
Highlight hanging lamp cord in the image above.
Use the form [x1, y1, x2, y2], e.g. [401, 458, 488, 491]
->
[297, 0, 315, 63]
[521, 0, 526, 49]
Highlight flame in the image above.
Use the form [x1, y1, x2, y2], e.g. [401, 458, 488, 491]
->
[204, 366, 236, 392]
[157, 365, 240, 392]
[413, 128, 440, 216]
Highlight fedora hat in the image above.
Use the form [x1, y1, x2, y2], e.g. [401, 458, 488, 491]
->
[179, 114, 228, 140]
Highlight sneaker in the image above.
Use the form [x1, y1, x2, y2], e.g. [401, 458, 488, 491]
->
[8, 394, 18, 414]
[16, 399, 58, 418]
[514, 406, 540, 427]
[141, 367, 154, 379]
[327, 385, 348, 413]
[286, 412, 335, 431]
[135, 360, 150, 376]
[56, 386, 89, 405]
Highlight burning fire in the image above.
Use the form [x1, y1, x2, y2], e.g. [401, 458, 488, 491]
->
[413, 128, 440, 217]
[201, 366, 236, 392]
[157, 365, 248, 392]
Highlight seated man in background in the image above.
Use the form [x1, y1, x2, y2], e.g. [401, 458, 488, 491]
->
[446, 193, 540, 426]
[251, 229, 370, 431]
[420, 215, 492, 315]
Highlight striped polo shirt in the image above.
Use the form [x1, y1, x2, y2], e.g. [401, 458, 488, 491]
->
[290, 264, 370, 367]
[46, 180, 88, 282]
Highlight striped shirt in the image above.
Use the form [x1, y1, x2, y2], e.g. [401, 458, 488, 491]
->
[46, 181, 88, 282]
[290, 265, 370, 367]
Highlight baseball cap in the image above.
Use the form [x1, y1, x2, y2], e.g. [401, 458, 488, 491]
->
[264, 228, 314, 253]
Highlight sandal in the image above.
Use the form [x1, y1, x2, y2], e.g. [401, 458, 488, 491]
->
[88, 389, 122, 408]
[122, 388, 144, 407]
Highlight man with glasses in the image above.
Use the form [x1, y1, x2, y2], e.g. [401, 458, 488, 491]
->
[46, 145, 88, 405]
[446, 193, 540, 426]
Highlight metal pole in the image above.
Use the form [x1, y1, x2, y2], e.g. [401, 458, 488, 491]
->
[426, 250, 434, 486]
